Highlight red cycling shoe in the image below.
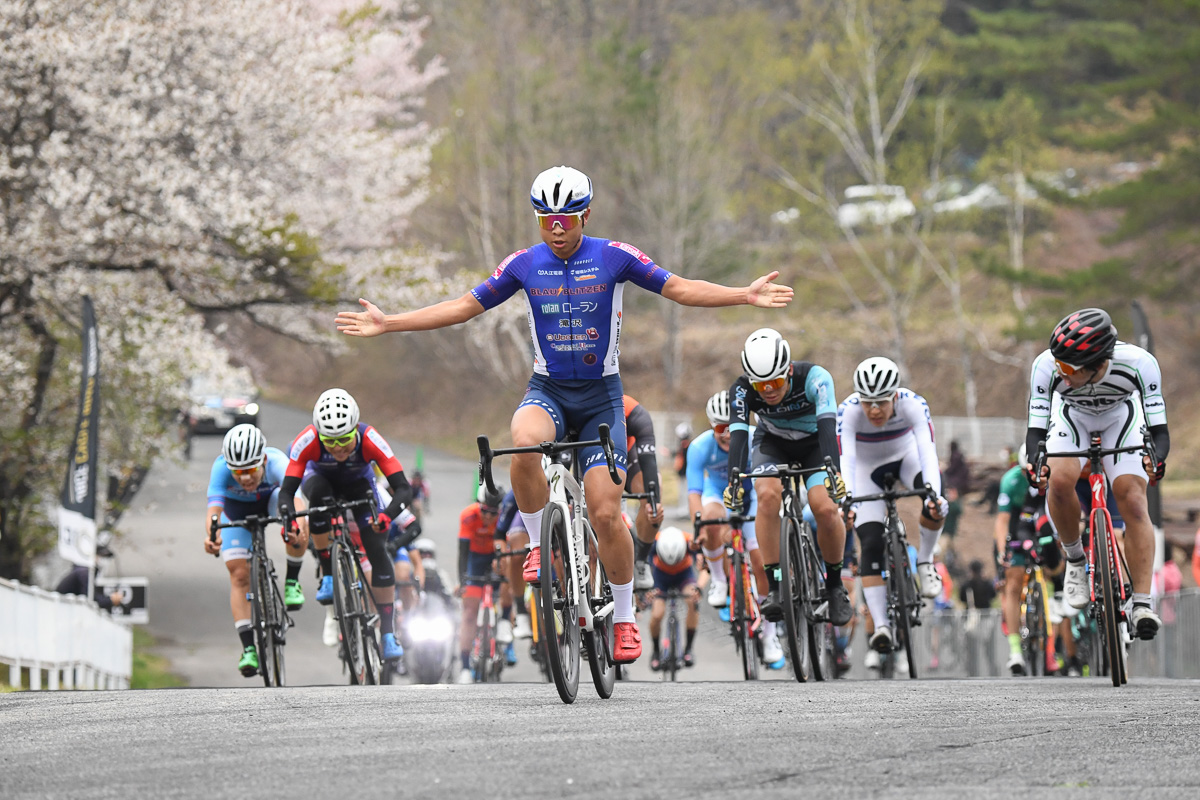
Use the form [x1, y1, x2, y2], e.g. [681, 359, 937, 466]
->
[522, 547, 541, 584]
[613, 622, 642, 663]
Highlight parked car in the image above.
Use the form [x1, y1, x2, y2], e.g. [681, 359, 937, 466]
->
[836, 184, 916, 228]
[186, 375, 260, 435]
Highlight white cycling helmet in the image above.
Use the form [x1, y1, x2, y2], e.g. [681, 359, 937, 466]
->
[705, 390, 731, 426]
[741, 328, 791, 382]
[411, 537, 436, 558]
[655, 526, 688, 567]
[530, 166, 593, 213]
[223, 424, 266, 469]
[674, 422, 692, 440]
[313, 388, 360, 437]
[854, 357, 900, 401]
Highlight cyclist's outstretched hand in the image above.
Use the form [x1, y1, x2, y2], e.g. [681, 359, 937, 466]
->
[336, 298, 388, 338]
[746, 271, 794, 308]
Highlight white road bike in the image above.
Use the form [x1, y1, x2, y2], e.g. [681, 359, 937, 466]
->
[478, 424, 622, 704]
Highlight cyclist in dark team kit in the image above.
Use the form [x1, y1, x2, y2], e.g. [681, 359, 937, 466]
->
[336, 165, 793, 663]
[276, 388, 419, 662]
[725, 328, 854, 627]
[624, 394, 666, 590]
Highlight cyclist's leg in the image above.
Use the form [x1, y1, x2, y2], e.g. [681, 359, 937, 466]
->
[458, 549, 490, 677]
[506, 528, 532, 636]
[300, 474, 337, 590]
[1001, 562, 1028, 668]
[510, 377, 563, 552]
[1044, 396, 1086, 551]
[1101, 403, 1153, 597]
[649, 593, 666, 667]
[683, 579, 700, 661]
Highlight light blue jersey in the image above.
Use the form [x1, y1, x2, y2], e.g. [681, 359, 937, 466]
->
[207, 447, 290, 508]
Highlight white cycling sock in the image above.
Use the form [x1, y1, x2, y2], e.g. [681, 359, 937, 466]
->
[918, 525, 942, 563]
[763, 619, 777, 642]
[702, 547, 726, 581]
[520, 509, 544, 548]
[611, 579, 636, 623]
[1063, 539, 1085, 562]
[863, 585, 888, 631]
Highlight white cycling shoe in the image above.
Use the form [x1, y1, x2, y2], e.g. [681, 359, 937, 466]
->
[634, 561, 654, 591]
[456, 667, 474, 685]
[864, 649, 881, 671]
[322, 607, 339, 648]
[1063, 560, 1089, 609]
[1007, 651, 1027, 676]
[707, 580, 729, 609]
[1131, 605, 1162, 641]
[513, 613, 533, 640]
[917, 562, 942, 599]
[762, 632, 785, 669]
[868, 625, 893, 653]
[496, 618, 514, 645]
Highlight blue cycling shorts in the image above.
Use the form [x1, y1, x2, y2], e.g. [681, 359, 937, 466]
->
[518, 374, 628, 476]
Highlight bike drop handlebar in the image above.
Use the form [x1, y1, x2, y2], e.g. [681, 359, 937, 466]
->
[1032, 429, 1156, 483]
[477, 422, 621, 494]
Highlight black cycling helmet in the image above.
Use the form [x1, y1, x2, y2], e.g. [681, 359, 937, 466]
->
[1049, 308, 1117, 368]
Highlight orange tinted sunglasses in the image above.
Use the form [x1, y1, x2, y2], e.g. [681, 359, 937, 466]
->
[712, 423, 730, 434]
[1054, 358, 1085, 376]
[750, 376, 788, 393]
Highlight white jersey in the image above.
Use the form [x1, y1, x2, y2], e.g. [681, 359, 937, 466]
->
[836, 388, 942, 499]
[1027, 342, 1166, 428]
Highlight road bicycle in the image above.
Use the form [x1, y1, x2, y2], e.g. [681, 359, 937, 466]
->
[655, 587, 690, 682]
[1033, 430, 1155, 688]
[462, 547, 528, 683]
[695, 501, 761, 681]
[1007, 533, 1056, 676]
[843, 474, 936, 681]
[209, 512, 292, 687]
[478, 424, 623, 704]
[771, 458, 838, 683]
[291, 497, 383, 685]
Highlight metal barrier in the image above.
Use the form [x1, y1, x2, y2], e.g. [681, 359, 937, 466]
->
[0, 578, 133, 690]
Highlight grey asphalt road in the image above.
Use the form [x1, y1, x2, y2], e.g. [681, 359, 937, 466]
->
[4, 680, 1199, 799]
[112, 399, 770, 687]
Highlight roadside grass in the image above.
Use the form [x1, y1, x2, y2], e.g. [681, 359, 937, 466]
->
[131, 627, 188, 689]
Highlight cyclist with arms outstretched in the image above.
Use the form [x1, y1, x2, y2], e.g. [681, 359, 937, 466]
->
[276, 389, 418, 662]
[836, 357, 949, 655]
[725, 329, 854, 627]
[1025, 308, 1169, 640]
[204, 424, 309, 677]
[336, 166, 793, 663]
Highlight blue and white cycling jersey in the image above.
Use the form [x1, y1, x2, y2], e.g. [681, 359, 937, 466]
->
[207, 447, 290, 509]
[686, 428, 755, 499]
[470, 237, 673, 379]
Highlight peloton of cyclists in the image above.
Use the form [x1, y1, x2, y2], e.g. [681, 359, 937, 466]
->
[276, 388, 419, 663]
[688, 390, 785, 669]
[836, 357, 949, 655]
[336, 164, 793, 664]
[724, 328, 854, 629]
[1024, 308, 1170, 640]
[203, 424, 309, 677]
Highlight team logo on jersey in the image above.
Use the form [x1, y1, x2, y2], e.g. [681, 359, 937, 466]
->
[586, 327, 599, 340]
[609, 241, 653, 265]
[584, 354, 597, 365]
[541, 303, 560, 314]
[492, 249, 526, 279]
[290, 428, 316, 460]
[366, 428, 394, 459]
[575, 273, 598, 281]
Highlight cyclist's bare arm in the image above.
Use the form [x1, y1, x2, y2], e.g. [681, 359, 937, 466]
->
[660, 271, 793, 308]
[336, 295, 486, 337]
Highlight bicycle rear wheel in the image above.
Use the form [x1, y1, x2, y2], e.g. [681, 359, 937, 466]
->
[778, 516, 811, 683]
[539, 503, 580, 703]
[801, 530, 833, 682]
[1022, 578, 1046, 677]
[1094, 514, 1126, 687]
[583, 521, 616, 699]
[331, 541, 369, 685]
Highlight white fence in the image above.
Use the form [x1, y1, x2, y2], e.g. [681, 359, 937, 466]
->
[0, 578, 133, 690]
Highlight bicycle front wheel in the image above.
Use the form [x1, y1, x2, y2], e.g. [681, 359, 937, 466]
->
[1022, 577, 1046, 677]
[886, 525, 918, 680]
[802, 532, 834, 682]
[1094, 514, 1127, 687]
[331, 542, 369, 685]
[539, 503, 580, 704]
[665, 609, 679, 682]
[264, 561, 288, 687]
[778, 516, 811, 683]
[250, 552, 278, 688]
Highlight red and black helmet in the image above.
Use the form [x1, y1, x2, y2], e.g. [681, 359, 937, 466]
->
[1049, 308, 1117, 367]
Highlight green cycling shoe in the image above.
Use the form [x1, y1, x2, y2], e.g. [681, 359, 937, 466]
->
[238, 645, 259, 677]
[284, 579, 305, 611]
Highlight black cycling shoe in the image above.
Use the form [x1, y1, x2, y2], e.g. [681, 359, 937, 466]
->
[826, 584, 853, 626]
[759, 591, 785, 623]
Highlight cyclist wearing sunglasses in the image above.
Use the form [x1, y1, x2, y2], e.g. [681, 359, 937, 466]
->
[687, 390, 785, 669]
[204, 423, 309, 677]
[836, 357, 949, 656]
[276, 388, 418, 663]
[1025, 307, 1170, 640]
[335, 165, 792, 664]
[624, 394, 666, 592]
[725, 328, 853, 628]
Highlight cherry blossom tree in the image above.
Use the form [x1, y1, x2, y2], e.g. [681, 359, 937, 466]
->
[0, 0, 445, 579]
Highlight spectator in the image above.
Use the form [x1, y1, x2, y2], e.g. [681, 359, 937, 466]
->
[958, 559, 996, 609]
[55, 544, 124, 611]
[944, 440, 971, 496]
[942, 486, 963, 539]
